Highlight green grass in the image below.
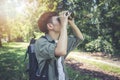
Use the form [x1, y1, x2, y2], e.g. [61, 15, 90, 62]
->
[69, 54, 120, 75]
[66, 66, 100, 80]
[89, 61, 120, 75]
[0, 42, 101, 80]
[0, 42, 28, 80]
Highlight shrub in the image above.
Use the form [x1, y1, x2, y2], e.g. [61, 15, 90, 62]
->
[85, 37, 113, 54]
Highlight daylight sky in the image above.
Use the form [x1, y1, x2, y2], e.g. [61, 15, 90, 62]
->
[0, 0, 38, 19]
[0, 0, 26, 18]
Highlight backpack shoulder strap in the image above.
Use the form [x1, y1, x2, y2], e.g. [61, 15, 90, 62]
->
[24, 47, 28, 62]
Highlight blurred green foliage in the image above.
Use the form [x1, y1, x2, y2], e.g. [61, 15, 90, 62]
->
[59, 0, 120, 56]
[0, 0, 120, 56]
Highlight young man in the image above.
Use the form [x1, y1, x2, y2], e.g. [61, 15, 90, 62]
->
[35, 11, 84, 80]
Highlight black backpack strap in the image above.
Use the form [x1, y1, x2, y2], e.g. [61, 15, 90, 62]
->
[24, 52, 27, 62]
[54, 60, 58, 79]
[24, 47, 29, 62]
[36, 59, 51, 80]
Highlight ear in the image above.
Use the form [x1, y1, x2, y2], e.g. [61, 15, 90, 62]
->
[47, 23, 54, 30]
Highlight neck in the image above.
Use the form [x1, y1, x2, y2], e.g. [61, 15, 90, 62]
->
[48, 31, 60, 40]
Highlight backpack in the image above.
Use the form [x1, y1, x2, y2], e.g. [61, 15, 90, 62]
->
[24, 37, 49, 80]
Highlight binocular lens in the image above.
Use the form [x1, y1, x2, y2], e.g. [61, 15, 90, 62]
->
[65, 12, 69, 16]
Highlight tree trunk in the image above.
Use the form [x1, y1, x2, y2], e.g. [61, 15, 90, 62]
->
[0, 31, 2, 47]
[8, 31, 12, 42]
[0, 38, 2, 47]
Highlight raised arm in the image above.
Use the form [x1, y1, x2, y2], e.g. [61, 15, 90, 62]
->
[68, 19, 84, 41]
[55, 11, 70, 56]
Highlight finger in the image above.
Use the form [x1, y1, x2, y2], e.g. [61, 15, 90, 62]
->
[66, 11, 71, 17]
[60, 11, 69, 17]
[59, 11, 65, 17]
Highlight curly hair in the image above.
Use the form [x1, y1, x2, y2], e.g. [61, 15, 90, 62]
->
[38, 11, 59, 34]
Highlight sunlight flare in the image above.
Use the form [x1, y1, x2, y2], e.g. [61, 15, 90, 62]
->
[0, 0, 27, 18]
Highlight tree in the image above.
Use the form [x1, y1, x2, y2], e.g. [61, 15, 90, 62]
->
[0, 1, 7, 47]
[56, 0, 120, 55]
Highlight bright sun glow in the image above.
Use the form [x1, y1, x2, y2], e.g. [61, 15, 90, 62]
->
[16, 4, 25, 15]
[0, 0, 27, 18]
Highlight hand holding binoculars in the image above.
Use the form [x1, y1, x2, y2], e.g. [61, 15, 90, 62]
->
[65, 11, 74, 20]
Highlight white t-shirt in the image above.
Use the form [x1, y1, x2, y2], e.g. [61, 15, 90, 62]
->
[57, 57, 65, 80]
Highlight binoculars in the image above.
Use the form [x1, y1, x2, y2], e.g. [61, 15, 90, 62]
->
[65, 11, 75, 20]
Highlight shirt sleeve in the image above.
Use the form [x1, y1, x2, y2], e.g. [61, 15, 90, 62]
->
[35, 39, 57, 60]
[65, 35, 81, 58]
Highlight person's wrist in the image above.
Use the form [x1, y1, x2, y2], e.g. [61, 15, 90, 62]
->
[61, 21, 68, 27]
[69, 22, 76, 27]
[68, 20, 75, 24]
[61, 24, 67, 29]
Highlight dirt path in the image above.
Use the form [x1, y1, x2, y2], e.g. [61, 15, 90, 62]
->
[71, 52, 120, 68]
[65, 52, 120, 80]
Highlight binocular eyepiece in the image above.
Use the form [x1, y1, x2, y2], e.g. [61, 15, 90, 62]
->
[57, 1, 76, 20]
[65, 11, 75, 20]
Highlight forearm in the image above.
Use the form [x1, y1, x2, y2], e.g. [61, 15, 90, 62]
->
[69, 22, 84, 40]
[55, 27, 67, 56]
